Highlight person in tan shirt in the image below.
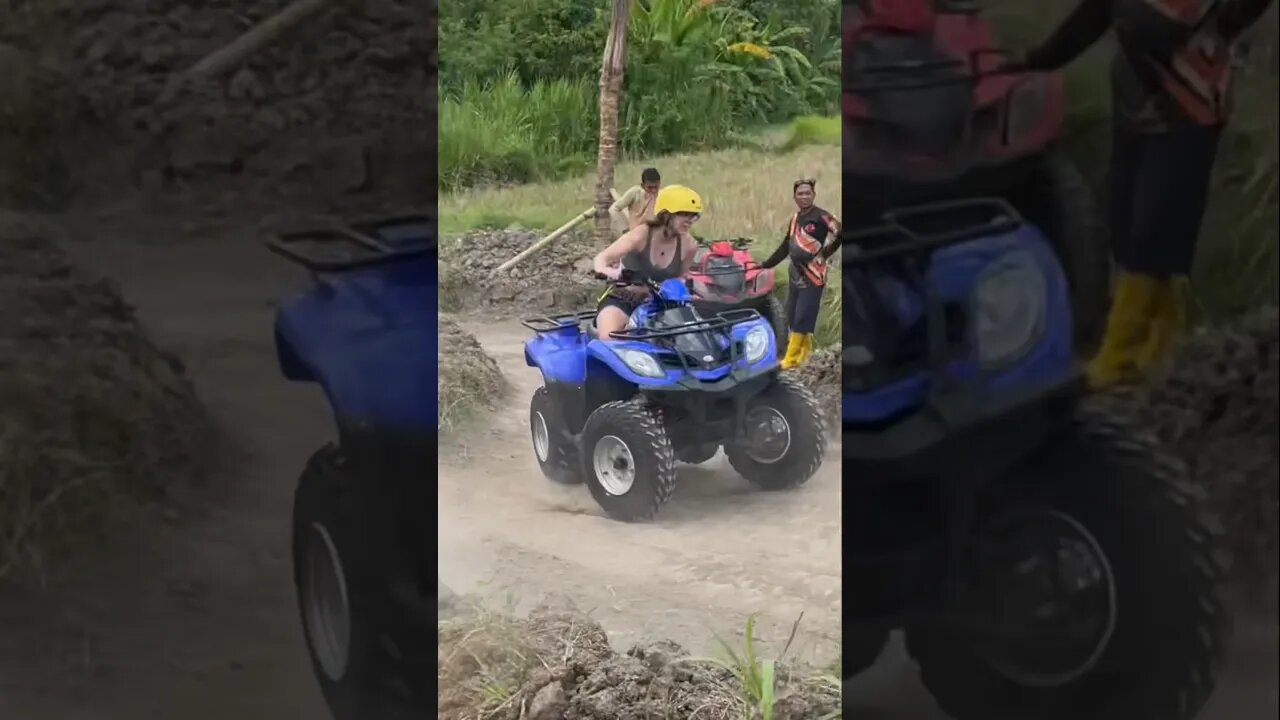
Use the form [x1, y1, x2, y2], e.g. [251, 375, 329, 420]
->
[609, 167, 661, 233]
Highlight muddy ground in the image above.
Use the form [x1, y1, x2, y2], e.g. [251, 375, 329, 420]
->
[438, 316, 843, 666]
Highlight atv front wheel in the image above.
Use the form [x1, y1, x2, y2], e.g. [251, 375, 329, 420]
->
[905, 404, 1229, 720]
[726, 375, 826, 489]
[292, 445, 430, 719]
[580, 399, 678, 521]
[530, 387, 581, 484]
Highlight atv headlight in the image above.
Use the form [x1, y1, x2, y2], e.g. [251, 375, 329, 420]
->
[743, 326, 770, 363]
[972, 250, 1046, 369]
[615, 348, 665, 378]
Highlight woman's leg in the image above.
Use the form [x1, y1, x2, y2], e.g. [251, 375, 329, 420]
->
[595, 305, 632, 341]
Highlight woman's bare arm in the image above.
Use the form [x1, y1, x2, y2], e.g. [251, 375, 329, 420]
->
[593, 227, 644, 275]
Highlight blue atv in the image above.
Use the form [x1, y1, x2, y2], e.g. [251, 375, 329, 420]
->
[522, 267, 826, 521]
[839, 199, 1229, 720]
[267, 214, 435, 720]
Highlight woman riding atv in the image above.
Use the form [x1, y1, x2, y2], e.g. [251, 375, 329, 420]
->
[760, 179, 842, 369]
[591, 184, 703, 341]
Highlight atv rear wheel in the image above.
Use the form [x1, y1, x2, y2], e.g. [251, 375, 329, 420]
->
[292, 445, 430, 719]
[905, 404, 1229, 720]
[530, 387, 581, 484]
[580, 399, 678, 521]
[1020, 151, 1111, 351]
[726, 375, 826, 489]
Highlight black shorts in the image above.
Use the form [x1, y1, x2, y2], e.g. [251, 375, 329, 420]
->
[597, 287, 642, 317]
[785, 281, 824, 334]
[1108, 123, 1223, 276]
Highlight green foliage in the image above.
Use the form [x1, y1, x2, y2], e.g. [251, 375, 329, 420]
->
[439, 0, 840, 190]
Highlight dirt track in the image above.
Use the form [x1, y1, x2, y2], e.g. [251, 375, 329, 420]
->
[438, 317, 843, 666]
[0, 224, 1272, 719]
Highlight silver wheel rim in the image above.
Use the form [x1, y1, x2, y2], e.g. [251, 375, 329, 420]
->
[592, 435, 636, 496]
[744, 407, 791, 464]
[978, 509, 1118, 688]
[302, 522, 351, 683]
[532, 410, 550, 463]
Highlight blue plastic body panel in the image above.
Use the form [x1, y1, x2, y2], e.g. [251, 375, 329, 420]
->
[842, 223, 1074, 423]
[273, 254, 437, 432]
[524, 290, 778, 388]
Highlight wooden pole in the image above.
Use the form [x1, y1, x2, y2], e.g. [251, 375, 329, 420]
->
[592, 0, 631, 246]
[183, 0, 337, 82]
[492, 209, 595, 275]
[492, 190, 621, 274]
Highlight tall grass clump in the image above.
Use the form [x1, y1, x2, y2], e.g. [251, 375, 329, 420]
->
[439, 74, 596, 191]
[439, 0, 840, 190]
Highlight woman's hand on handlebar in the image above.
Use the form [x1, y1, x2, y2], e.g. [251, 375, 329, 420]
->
[598, 266, 623, 281]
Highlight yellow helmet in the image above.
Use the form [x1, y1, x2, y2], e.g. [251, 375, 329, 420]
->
[654, 185, 703, 215]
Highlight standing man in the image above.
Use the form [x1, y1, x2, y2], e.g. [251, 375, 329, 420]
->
[1023, 0, 1275, 389]
[761, 178, 842, 369]
[609, 167, 662, 234]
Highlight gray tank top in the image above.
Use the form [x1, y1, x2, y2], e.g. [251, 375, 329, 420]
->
[621, 230, 684, 281]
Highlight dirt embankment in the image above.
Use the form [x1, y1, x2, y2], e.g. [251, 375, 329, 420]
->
[440, 228, 601, 314]
[1, 0, 430, 209]
[0, 215, 214, 586]
[438, 313, 509, 432]
[1101, 305, 1280, 588]
[438, 600, 840, 720]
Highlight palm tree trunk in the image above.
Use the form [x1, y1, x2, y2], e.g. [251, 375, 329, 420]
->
[594, 0, 631, 246]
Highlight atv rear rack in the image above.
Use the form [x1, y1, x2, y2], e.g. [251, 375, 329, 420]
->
[266, 213, 435, 272]
[520, 311, 597, 334]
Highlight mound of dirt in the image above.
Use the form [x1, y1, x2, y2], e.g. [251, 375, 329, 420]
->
[438, 313, 508, 432]
[0, 43, 78, 210]
[791, 346, 841, 425]
[1, 0, 431, 201]
[440, 229, 600, 315]
[1097, 305, 1279, 578]
[438, 602, 840, 720]
[0, 217, 213, 585]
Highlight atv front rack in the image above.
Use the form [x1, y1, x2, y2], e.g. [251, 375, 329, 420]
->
[842, 197, 1022, 264]
[607, 308, 761, 341]
[613, 308, 765, 376]
[266, 213, 435, 272]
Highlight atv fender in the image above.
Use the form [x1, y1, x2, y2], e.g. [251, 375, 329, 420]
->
[273, 257, 436, 432]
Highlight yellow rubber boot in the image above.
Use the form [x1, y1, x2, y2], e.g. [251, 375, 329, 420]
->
[794, 333, 814, 367]
[779, 333, 803, 369]
[1134, 276, 1186, 375]
[1085, 273, 1159, 391]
